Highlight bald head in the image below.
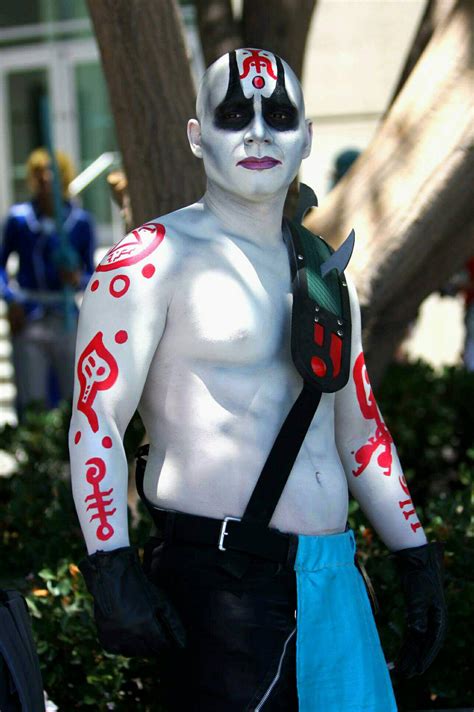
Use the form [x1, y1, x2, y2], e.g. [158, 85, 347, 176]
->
[196, 48, 306, 123]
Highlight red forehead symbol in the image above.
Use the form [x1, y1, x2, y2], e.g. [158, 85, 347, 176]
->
[240, 50, 277, 80]
[252, 76, 265, 89]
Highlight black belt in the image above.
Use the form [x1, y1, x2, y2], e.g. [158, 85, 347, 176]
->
[146, 506, 293, 564]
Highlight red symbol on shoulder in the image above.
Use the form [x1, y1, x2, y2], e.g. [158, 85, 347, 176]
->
[77, 332, 119, 433]
[352, 352, 393, 477]
[96, 222, 165, 272]
[240, 49, 277, 80]
[110, 274, 130, 298]
[142, 263, 156, 279]
[114, 330, 128, 344]
[84, 457, 116, 541]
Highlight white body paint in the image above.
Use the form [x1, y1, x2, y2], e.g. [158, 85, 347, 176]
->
[69, 49, 426, 554]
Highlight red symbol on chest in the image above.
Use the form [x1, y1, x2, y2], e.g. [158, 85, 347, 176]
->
[96, 222, 165, 272]
[84, 457, 116, 541]
[77, 332, 118, 432]
[240, 50, 277, 80]
[352, 352, 393, 477]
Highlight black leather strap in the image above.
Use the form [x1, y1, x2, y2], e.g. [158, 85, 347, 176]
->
[242, 382, 321, 526]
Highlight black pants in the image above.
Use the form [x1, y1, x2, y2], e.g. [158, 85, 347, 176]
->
[146, 538, 299, 711]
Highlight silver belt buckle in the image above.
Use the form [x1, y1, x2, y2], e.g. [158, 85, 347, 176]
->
[218, 516, 241, 551]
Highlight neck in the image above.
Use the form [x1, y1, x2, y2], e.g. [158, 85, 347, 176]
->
[203, 181, 287, 247]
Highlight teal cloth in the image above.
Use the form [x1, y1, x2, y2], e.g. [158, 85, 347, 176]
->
[295, 530, 397, 711]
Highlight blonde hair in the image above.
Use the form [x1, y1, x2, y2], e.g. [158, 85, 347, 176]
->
[26, 148, 75, 198]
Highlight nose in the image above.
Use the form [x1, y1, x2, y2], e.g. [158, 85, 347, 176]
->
[244, 112, 272, 146]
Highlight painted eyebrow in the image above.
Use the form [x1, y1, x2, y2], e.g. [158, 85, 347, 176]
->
[261, 55, 299, 130]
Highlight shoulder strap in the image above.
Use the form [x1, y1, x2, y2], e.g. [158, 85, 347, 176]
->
[242, 382, 321, 526]
[242, 220, 353, 526]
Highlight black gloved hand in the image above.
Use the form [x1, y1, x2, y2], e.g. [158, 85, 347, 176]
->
[392, 542, 447, 678]
[79, 546, 186, 657]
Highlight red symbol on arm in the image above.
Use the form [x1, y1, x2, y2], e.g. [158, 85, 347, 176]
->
[96, 222, 165, 272]
[240, 50, 277, 80]
[77, 332, 119, 432]
[398, 476, 422, 533]
[84, 457, 116, 541]
[352, 352, 393, 477]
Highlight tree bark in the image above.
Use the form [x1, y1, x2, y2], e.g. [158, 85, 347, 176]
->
[305, 0, 474, 385]
[387, 0, 458, 110]
[242, 0, 317, 80]
[87, 0, 205, 227]
[195, 0, 242, 67]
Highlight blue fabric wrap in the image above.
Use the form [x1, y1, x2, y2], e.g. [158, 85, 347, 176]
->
[295, 529, 397, 712]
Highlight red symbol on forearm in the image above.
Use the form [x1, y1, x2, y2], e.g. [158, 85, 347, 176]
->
[240, 49, 277, 80]
[398, 476, 422, 533]
[352, 352, 393, 477]
[84, 457, 116, 541]
[77, 332, 118, 432]
[97, 222, 165, 272]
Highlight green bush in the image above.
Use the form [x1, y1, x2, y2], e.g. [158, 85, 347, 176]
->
[0, 362, 472, 710]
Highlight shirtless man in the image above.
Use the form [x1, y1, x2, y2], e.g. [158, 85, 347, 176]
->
[69, 49, 446, 711]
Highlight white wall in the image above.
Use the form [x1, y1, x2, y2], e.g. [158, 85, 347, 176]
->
[301, 0, 425, 197]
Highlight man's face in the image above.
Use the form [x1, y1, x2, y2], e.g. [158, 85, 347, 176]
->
[189, 49, 312, 202]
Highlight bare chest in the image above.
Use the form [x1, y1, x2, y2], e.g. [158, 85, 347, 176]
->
[166, 239, 292, 364]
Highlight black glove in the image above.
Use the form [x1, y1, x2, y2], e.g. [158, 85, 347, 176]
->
[79, 546, 186, 657]
[392, 542, 447, 678]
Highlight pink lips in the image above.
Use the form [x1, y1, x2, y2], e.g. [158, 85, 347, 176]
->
[237, 157, 282, 170]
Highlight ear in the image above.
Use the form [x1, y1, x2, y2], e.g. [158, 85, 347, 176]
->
[302, 120, 313, 160]
[187, 119, 203, 159]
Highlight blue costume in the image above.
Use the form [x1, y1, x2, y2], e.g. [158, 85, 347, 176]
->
[0, 199, 95, 412]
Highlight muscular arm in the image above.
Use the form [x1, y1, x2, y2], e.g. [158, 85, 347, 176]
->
[335, 276, 427, 551]
[69, 221, 175, 554]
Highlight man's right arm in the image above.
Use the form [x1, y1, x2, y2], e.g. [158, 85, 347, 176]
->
[69, 222, 174, 553]
[68, 221, 186, 655]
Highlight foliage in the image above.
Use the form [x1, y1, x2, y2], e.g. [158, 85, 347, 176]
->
[0, 362, 472, 709]
[350, 361, 474, 710]
[24, 561, 164, 710]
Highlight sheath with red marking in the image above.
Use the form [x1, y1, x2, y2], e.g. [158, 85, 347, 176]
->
[284, 219, 352, 394]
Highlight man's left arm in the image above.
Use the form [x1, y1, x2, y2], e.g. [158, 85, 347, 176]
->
[334, 275, 447, 677]
[334, 276, 426, 551]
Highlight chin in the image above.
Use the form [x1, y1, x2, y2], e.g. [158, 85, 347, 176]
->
[232, 173, 291, 202]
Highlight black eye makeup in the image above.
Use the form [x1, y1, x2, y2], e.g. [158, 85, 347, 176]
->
[214, 100, 254, 131]
[261, 99, 298, 131]
[262, 55, 299, 131]
[213, 50, 299, 132]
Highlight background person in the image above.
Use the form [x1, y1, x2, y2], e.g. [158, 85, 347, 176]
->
[0, 148, 96, 417]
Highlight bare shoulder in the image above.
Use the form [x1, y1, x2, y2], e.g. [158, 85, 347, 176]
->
[93, 202, 207, 289]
